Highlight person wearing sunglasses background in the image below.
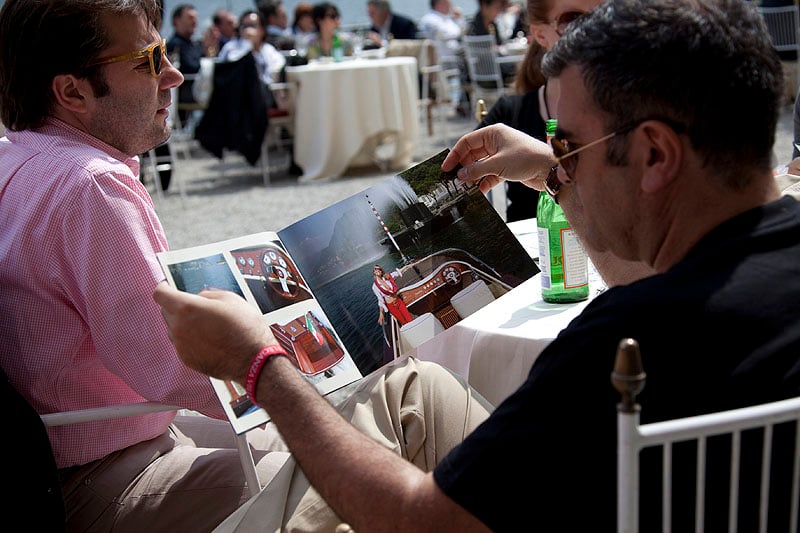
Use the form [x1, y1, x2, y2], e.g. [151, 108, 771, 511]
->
[153, 0, 799, 531]
[303, 2, 357, 60]
[0, 1, 295, 530]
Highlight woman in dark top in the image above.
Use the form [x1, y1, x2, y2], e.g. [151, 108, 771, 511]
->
[476, 42, 547, 221]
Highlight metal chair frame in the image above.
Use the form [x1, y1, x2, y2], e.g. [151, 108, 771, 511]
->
[612, 338, 800, 533]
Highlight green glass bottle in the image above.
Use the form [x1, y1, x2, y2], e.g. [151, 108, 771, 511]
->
[537, 119, 589, 303]
[332, 33, 344, 62]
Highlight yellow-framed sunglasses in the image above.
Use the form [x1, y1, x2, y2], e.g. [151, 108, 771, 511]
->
[88, 39, 166, 78]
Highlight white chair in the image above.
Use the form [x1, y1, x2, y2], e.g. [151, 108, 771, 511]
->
[450, 279, 496, 319]
[612, 338, 800, 533]
[462, 34, 511, 117]
[259, 81, 298, 186]
[399, 312, 445, 349]
[40, 401, 262, 498]
[758, 5, 800, 94]
[417, 39, 463, 138]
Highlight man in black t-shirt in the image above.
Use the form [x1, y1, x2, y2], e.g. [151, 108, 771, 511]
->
[153, 1, 800, 530]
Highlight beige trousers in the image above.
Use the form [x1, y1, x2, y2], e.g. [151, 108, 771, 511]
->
[59, 410, 290, 532]
[214, 357, 493, 533]
[59, 358, 490, 532]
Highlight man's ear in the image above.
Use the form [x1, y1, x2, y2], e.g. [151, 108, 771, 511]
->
[637, 121, 682, 194]
[51, 74, 91, 115]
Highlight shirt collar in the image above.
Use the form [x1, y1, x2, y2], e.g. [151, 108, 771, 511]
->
[40, 117, 141, 176]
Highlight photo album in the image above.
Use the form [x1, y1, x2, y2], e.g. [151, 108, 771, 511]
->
[157, 149, 540, 434]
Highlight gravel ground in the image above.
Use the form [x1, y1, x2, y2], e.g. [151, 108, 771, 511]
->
[151, 112, 475, 249]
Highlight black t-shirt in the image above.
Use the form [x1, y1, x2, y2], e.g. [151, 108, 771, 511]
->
[434, 196, 800, 532]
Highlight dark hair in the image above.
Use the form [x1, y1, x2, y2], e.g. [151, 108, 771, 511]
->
[0, 0, 161, 131]
[513, 42, 546, 94]
[171, 3, 195, 23]
[526, 0, 551, 25]
[238, 9, 266, 31]
[212, 8, 230, 26]
[257, 0, 282, 20]
[541, 0, 782, 185]
[311, 2, 339, 29]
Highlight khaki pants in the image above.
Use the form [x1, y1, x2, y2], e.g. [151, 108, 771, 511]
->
[59, 358, 491, 532]
[214, 357, 493, 533]
[59, 411, 290, 532]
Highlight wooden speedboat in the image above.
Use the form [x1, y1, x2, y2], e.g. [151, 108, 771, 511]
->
[386, 247, 515, 357]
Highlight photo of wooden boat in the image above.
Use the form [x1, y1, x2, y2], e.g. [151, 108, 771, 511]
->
[270, 310, 346, 375]
[385, 247, 516, 358]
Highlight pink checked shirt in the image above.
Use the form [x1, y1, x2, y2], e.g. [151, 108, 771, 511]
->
[0, 119, 225, 468]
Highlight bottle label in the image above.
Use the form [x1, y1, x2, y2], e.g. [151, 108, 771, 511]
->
[560, 228, 588, 288]
[537, 226, 552, 289]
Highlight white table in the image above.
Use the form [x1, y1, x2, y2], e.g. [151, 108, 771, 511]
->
[285, 57, 420, 182]
[410, 218, 605, 406]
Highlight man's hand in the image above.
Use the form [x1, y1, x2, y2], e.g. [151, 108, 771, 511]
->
[441, 124, 557, 194]
[153, 283, 276, 383]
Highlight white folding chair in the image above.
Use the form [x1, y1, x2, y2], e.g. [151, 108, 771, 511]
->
[40, 401, 262, 498]
[462, 34, 511, 117]
[416, 39, 463, 138]
[612, 338, 800, 533]
[260, 81, 298, 186]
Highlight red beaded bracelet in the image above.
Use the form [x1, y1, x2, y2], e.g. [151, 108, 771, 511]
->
[245, 345, 288, 405]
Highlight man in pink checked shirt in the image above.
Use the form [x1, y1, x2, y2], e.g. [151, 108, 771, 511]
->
[0, 1, 289, 530]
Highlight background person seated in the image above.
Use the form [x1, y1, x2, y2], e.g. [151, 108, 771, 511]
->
[256, 0, 296, 51]
[303, 3, 356, 61]
[218, 9, 286, 102]
[291, 2, 316, 42]
[364, 0, 419, 49]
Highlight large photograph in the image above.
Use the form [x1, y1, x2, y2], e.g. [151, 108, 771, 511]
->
[278, 150, 539, 375]
[160, 233, 361, 434]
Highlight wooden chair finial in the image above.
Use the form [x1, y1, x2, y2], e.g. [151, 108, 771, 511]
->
[611, 338, 646, 413]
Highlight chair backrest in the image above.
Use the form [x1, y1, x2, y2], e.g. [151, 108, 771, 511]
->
[612, 338, 800, 533]
[461, 34, 504, 91]
[758, 5, 800, 53]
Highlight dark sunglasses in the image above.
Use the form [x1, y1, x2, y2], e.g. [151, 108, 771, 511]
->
[88, 39, 166, 78]
[325, 12, 340, 19]
[549, 10, 586, 36]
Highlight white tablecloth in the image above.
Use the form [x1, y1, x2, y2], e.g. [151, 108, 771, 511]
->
[411, 218, 604, 406]
[285, 57, 420, 181]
